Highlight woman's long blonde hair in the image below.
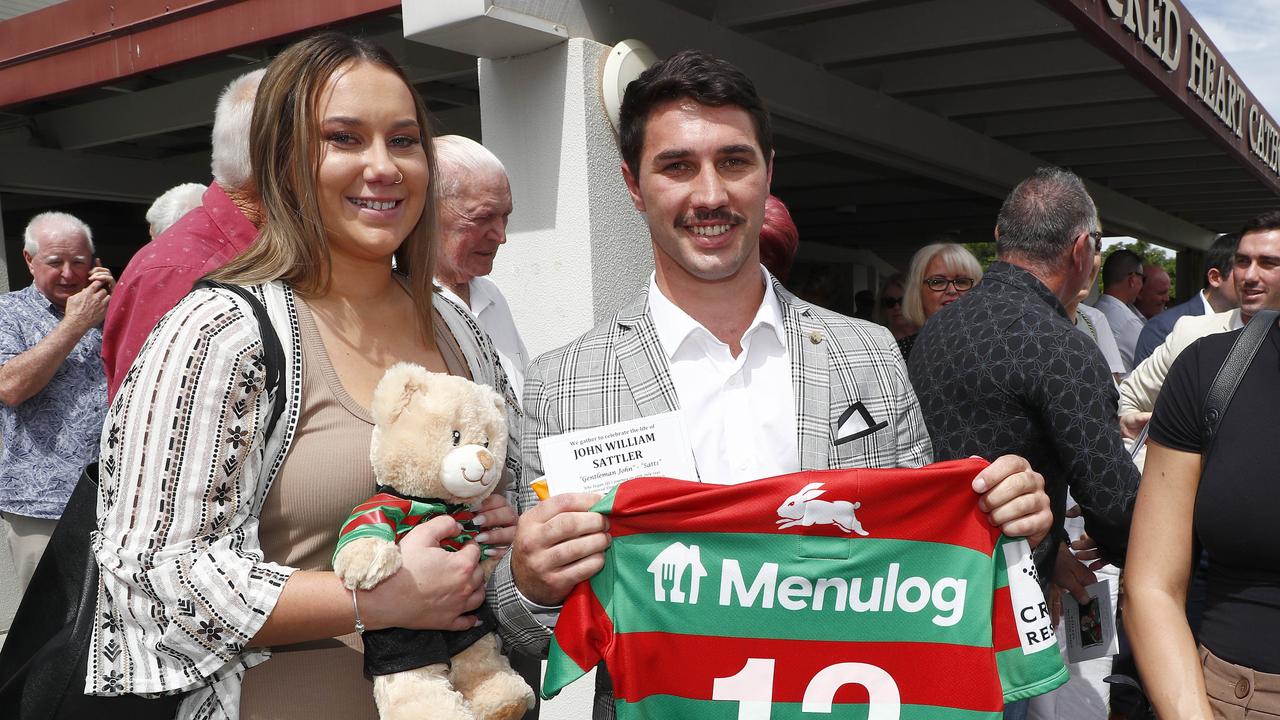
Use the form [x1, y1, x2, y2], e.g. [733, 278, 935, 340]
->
[211, 32, 440, 337]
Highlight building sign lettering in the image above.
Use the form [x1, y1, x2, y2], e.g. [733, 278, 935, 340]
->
[1091, 0, 1280, 179]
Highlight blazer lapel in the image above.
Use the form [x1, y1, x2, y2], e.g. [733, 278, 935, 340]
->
[776, 280, 831, 471]
[614, 291, 681, 419]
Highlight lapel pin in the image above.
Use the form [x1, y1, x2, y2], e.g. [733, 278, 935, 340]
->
[809, 331, 823, 345]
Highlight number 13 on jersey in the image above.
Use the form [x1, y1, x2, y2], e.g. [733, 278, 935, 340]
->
[713, 658, 901, 720]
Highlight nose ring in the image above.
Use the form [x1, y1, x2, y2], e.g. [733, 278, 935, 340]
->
[393, 171, 404, 185]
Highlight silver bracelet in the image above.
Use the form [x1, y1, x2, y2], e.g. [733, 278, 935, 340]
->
[351, 589, 366, 634]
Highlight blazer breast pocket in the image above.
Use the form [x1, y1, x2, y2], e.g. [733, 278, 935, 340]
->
[832, 401, 889, 447]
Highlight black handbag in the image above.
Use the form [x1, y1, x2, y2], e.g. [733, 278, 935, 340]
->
[0, 281, 286, 719]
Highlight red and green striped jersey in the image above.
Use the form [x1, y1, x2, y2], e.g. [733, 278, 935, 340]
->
[332, 489, 482, 564]
[544, 458, 1067, 719]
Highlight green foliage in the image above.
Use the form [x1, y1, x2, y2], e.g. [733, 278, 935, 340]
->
[1102, 239, 1177, 298]
[966, 239, 1179, 300]
[964, 242, 997, 270]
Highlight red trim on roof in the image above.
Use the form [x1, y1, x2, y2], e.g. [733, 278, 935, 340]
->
[0, 0, 401, 108]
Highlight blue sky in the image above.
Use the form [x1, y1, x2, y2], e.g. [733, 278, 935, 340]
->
[1181, 0, 1280, 114]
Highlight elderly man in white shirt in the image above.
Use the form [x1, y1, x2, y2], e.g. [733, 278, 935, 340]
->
[433, 135, 530, 403]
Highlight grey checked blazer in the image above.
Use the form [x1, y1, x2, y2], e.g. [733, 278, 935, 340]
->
[487, 277, 933, 718]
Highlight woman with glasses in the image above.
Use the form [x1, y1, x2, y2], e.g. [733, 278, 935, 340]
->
[897, 242, 984, 360]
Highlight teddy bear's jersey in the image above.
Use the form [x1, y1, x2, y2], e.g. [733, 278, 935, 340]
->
[333, 487, 487, 564]
[542, 458, 1068, 719]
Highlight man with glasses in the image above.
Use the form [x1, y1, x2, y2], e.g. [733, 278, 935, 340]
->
[908, 167, 1138, 591]
[908, 169, 1139, 720]
[1093, 248, 1147, 371]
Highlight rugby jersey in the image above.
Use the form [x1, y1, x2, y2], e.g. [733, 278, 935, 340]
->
[543, 458, 1067, 719]
[333, 486, 484, 564]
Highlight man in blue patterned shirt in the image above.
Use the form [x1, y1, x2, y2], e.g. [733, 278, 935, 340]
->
[0, 211, 113, 592]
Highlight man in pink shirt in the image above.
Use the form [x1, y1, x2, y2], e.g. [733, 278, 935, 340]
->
[102, 69, 263, 401]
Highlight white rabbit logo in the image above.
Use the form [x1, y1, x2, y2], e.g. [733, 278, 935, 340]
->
[776, 482, 870, 536]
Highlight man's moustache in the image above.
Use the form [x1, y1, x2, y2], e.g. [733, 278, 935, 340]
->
[675, 210, 746, 225]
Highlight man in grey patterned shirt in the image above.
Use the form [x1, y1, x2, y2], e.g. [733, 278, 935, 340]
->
[0, 211, 113, 592]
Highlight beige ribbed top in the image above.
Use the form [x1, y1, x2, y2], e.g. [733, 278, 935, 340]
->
[240, 297, 470, 719]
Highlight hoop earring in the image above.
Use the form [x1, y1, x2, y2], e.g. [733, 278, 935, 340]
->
[393, 172, 404, 184]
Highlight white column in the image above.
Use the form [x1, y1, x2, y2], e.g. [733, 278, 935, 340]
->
[477, 37, 649, 720]
[481, 37, 652, 359]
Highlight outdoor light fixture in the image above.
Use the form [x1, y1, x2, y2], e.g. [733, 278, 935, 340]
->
[602, 39, 658, 132]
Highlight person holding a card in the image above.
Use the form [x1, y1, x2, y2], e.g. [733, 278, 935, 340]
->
[486, 49, 1054, 719]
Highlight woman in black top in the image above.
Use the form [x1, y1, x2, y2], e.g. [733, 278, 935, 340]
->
[1126, 318, 1280, 716]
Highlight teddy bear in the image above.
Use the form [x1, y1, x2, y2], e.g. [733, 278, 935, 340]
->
[332, 362, 534, 720]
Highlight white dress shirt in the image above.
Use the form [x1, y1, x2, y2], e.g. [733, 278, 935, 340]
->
[438, 275, 529, 406]
[1200, 290, 1215, 315]
[1091, 294, 1146, 372]
[647, 268, 799, 486]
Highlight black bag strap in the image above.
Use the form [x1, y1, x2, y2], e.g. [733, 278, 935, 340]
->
[194, 280, 286, 439]
[1201, 309, 1279, 457]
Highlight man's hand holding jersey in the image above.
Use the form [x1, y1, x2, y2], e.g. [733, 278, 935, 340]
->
[973, 454, 1052, 548]
[512, 492, 609, 607]
[513, 455, 1052, 608]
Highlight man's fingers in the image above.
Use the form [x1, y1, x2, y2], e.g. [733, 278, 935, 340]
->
[528, 492, 603, 521]
[1061, 561, 1097, 603]
[1000, 506, 1053, 545]
[1046, 585, 1064, 627]
[1069, 533, 1096, 552]
[525, 506, 609, 548]
[1074, 548, 1103, 562]
[540, 552, 607, 594]
[513, 521, 610, 606]
[537, 531, 611, 572]
[1065, 504, 1082, 519]
[972, 454, 1033, 493]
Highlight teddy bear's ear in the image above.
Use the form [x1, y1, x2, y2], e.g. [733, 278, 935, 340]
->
[371, 362, 433, 426]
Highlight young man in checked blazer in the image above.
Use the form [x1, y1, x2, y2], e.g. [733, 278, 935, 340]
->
[486, 50, 1054, 718]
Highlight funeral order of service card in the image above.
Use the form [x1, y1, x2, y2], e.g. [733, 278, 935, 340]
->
[537, 411, 698, 495]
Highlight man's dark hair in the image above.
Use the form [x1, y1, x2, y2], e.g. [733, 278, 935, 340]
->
[1204, 233, 1239, 288]
[995, 167, 1098, 268]
[1101, 249, 1143, 288]
[1241, 210, 1280, 236]
[618, 49, 773, 175]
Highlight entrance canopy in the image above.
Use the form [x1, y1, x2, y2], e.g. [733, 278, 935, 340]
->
[0, 0, 1276, 274]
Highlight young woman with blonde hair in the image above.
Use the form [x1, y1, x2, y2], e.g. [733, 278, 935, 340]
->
[90, 33, 520, 719]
